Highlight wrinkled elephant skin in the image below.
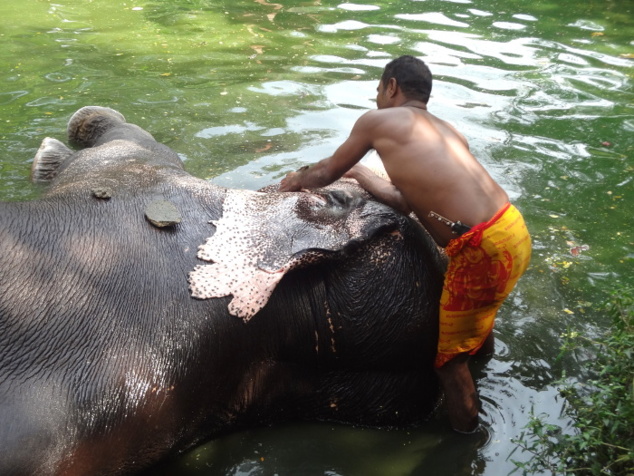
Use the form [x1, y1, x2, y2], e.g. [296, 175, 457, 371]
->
[0, 107, 445, 475]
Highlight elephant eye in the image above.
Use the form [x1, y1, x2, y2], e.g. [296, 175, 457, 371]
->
[326, 190, 354, 208]
[304, 193, 328, 208]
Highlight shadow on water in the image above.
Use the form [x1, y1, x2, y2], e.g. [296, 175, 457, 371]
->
[1, 0, 633, 474]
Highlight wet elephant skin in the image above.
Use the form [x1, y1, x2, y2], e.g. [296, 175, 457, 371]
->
[0, 107, 444, 475]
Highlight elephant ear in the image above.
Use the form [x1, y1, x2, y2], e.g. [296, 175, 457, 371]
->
[188, 187, 402, 321]
[31, 137, 73, 183]
[67, 106, 127, 148]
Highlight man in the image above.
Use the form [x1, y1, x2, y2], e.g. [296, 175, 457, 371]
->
[279, 55, 531, 433]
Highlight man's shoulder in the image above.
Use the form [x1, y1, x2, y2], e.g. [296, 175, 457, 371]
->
[366, 106, 413, 117]
[356, 107, 412, 128]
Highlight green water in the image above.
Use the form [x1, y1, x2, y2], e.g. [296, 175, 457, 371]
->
[1, 0, 632, 474]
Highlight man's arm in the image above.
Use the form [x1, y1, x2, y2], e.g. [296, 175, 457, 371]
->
[344, 163, 411, 215]
[279, 111, 377, 192]
[278, 157, 341, 192]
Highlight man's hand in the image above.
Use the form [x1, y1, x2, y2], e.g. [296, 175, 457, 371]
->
[279, 171, 302, 192]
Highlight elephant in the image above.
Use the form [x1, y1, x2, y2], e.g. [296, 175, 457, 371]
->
[0, 106, 446, 475]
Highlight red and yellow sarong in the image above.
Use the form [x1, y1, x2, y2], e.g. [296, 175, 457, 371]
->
[434, 203, 531, 368]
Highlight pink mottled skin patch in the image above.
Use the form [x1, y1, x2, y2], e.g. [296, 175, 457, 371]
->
[189, 262, 286, 321]
[188, 186, 399, 321]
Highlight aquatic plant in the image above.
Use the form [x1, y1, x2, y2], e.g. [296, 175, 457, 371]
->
[510, 287, 634, 475]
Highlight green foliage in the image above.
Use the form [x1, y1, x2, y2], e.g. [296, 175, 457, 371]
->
[510, 288, 634, 475]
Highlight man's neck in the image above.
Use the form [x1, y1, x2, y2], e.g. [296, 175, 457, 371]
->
[400, 99, 428, 110]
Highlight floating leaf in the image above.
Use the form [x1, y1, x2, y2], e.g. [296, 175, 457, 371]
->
[255, 143, 272, 153]
[570, 245, 589, 257]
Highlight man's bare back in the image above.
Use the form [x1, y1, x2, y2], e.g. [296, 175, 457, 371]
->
[352, 105, 509, 246]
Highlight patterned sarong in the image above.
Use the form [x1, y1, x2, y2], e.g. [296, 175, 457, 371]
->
[434, 203, 531, 368]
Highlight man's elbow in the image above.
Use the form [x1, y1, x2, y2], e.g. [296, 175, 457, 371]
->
[381, 195, 411, 216]
[386, 191, 411, 216]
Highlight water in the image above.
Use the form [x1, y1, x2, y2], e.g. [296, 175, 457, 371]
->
[1, 0, 632, 474]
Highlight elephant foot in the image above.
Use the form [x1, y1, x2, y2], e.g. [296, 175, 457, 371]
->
[67, 106, 127, 148]
[31, 137, 73, 183]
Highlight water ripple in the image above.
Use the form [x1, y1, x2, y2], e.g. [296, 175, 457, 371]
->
[318, 20, 369, 33]
[338, 3, 380, 12]
[396, 12, 469, 28]
[0, 90, 29, 105]
[425, 31, 541, 67]
[44, 72, 73, 83]
[491, 21, 527, 31]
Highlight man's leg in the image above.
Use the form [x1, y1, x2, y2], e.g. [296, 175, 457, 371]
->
[474, 332, 495, 359]
[435, 353, 480, 433]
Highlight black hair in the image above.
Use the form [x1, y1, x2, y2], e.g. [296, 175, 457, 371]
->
[381, 55, 432, 103]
